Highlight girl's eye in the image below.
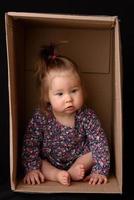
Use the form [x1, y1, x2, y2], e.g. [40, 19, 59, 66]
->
[56, 92, 63, 96]
[72, 89, 78, 93]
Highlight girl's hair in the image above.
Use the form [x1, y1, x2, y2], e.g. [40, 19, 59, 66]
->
[34, 43, 83, 113]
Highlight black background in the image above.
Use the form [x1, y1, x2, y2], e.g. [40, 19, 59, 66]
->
[0, 0, 133, 199]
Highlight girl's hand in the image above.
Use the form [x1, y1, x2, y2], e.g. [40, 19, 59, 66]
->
[83, 173, 107, 185]
[23, 169, 45, 185]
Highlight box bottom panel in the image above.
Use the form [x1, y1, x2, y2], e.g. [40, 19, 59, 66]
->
[14, 175, 121, 193]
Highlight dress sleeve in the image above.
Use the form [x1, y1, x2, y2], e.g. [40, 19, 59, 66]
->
[22, 111, 44, 173]
[85, 109, 110, 176]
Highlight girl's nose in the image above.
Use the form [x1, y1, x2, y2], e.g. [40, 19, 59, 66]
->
[65, 94, 72, 103]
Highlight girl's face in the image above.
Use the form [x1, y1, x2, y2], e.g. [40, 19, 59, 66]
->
[47, 70, 84, 116]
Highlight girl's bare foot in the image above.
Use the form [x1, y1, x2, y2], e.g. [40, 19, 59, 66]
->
[68, 164, 85, 181]
[56, 171, 71, 186]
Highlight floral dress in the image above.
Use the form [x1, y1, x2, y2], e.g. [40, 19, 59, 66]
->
[22, 106, 110, 176]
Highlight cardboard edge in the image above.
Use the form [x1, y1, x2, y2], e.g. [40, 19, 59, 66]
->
[7, 12, 117, 22]
[114, 16, 123, 193]
[5, 13, 16, 190]
[5, 13, 16, 191]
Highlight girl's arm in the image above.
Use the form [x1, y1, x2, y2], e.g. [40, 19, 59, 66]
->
[22, 111, 43, 173]
[85, 109, 110, 177]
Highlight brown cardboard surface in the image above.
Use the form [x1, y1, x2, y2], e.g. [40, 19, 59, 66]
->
[5, 12, 122, 193]
[25, 27, 111, 73]
[15, 176, 120, 193]
[7, 12, 116, 28]
[5, 14, 17, 190]
[113, 18, 123, 191]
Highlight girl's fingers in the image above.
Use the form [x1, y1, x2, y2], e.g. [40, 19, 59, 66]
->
[34, 174, 41, 184]
[88, 174, 107, 185]
[88, 177, 94, 184]
[26, 176, 31, 185]
[97, 175, 107, 184]
[92, 176, 99, 185]
[31, 172, 44, 184]
[103, 176, 107, 184]
[23, 170, 45, 185]
[97, 177, 104, 184]
[30, 175, 36, 185]
[24, 174, 36, 185]
[31, 171, 45, 184]
[24, 176, 29, 184]
[38, 171, 45, 182]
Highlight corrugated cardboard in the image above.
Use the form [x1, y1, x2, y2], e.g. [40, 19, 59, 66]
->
[5, 12, 122, 193]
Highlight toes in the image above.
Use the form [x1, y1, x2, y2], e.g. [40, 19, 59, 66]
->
[62, 174, 69, 185]
[79, 164, 85, 179]
[64, 173, 71, 185]
[80, 170, 85, 177]
[68, 164, 86, 181]
[80, 164, 84, 169]
[57, 171, 70, 186]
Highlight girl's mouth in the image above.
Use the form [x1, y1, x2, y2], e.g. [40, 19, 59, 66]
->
[65, 106, 75, 112]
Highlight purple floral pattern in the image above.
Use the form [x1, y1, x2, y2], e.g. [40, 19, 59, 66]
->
[22, 106, 110, 176]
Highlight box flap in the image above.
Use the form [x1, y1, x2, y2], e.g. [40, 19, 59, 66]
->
[114, 17, 123, 193]
[7, 12, 116, 28]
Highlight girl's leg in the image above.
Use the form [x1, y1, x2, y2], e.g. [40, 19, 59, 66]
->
[68, 152, 93, 181]
[41, 160, 70, 186]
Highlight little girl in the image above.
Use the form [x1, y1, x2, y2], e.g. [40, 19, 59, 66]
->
[22, 44, 110, 186]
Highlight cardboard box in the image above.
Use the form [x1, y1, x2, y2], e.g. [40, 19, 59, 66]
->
[5, 12, 123, 193]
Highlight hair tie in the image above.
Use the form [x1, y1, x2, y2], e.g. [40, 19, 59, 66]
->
[52, 54, 57, 60]
[40, 41, 69, 62]
[48, 53, 57, 60]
